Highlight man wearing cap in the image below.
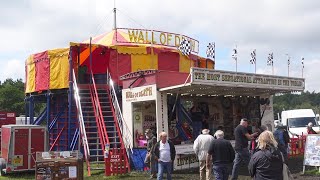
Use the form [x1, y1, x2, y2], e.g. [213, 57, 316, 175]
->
[231, 118, 258, 180]
[193, 129, 215, 180]
[145, 129, 158, 179]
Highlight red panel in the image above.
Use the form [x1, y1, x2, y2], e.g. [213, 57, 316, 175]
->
[109, 50, 131, 86]
[1, 127, 11, 161]
[158, 52, 179, 71]
[122, 75, 156, 89]
[157, 71, 189, 89]
[14, 129, 29, 170]
[82, 47, 110, 74]
[34, 51, 49, 91]
[30, 128, 46, 168]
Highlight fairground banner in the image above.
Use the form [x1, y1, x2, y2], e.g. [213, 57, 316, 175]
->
[116, 28, 200, 53]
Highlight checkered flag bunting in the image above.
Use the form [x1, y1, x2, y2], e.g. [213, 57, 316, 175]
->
[267, 53, 273, 66]
[232, 48, 237, 61]
[250, 49, 256, 64]
[178, 38, 191, 56]
[206, 43, 215, 59]
[302, 57, 304, 68]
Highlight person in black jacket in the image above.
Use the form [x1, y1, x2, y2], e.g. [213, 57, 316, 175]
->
[145, 129, 158, 178]
[153, 132, 176, 180]
[207, 130, 235, 180]
[248, 131, 283, 180]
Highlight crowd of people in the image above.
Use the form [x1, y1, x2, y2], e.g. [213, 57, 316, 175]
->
[144, 117, 298, 180]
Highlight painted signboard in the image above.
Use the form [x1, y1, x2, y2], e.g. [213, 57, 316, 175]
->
[191, 68, 305, 91]
[303, 134, 320, 170]
[117, 28, 199, 53]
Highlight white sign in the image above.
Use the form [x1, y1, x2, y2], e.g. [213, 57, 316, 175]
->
[123, 85, 157, 102]
[174, 144, 198, 170]
[68, 166, 77, 178]
[110, 155, 121, 163]
[304, 135, 320, 167]
[191, 68, 305, 91]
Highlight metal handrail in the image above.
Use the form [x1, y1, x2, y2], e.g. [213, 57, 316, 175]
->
[72, 69, 91, 175]
[107, 72, 133, 153]
[90, 70, 109, 147]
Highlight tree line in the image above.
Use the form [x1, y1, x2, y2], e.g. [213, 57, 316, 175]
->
[0, 78, 319, 119]
[273, 91, 320, 118]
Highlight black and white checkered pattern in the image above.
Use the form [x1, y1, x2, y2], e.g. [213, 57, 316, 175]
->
[178, 38, 191, 56]
[267, 52, 273, 66]
[232, 48, 237, 61]
[250, 49, 256, 64]
[302, 57, 304, 68]
[206, 43, 215, 59]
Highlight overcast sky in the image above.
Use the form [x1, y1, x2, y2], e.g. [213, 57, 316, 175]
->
[1, 0, 320, 92]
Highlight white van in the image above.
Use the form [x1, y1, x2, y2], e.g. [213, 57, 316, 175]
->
[281, 109, 319, 137]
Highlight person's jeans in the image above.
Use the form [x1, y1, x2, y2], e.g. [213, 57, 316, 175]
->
[157, 161, 172, 180]
[213, 164, 229, 180]
[231, 148, 250, 180]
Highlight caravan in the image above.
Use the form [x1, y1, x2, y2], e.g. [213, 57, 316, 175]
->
[281, 109, 319, 137]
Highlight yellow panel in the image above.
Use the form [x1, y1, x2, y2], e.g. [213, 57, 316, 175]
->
[131, 54, 158, 72]
[25, 55, 35, 93]
[117, 46, 147, 54]
[48, 48, 70, 90]
[179, 55, 194, 73]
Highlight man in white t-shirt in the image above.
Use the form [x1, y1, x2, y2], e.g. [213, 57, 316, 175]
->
[153, 132, 176, 180]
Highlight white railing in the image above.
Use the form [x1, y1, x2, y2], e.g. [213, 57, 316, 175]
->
[107, 72, 133, 153]
[72, 70, 90, 160]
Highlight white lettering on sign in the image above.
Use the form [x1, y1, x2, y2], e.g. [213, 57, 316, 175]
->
[110, 155, 121, 163]
[116, 28, 199, 53]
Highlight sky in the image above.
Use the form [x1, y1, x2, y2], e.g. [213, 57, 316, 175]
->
[1, 0, 320, 92]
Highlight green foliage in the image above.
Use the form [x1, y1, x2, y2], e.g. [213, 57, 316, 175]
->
[273, 91, 320, 119]
[0, 78, 25, 116]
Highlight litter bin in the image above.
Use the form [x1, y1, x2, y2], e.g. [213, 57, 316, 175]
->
[35, 150, 83, 180]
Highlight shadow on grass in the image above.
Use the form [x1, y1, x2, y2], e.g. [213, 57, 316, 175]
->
[0, 171, 34, 179]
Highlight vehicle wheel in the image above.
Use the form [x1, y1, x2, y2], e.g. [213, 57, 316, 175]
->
[0, 158, 6, 176]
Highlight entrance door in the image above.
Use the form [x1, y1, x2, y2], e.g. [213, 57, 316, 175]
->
[30, 128, 45, 169]
[13, 128, 29, 170]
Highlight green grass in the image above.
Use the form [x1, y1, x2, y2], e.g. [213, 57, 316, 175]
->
[304, 169, 320, 176]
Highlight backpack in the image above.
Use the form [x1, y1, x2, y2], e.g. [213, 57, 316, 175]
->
[283, 130, 290, 144]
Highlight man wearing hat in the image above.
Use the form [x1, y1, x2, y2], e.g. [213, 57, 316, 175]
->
[193, 129, 214, 180]
[145, 129, 157, 179]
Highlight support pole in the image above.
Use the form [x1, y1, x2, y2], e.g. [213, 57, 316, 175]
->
[89, 37, 92, 84]
[68, 47, 73, 150]
[29, 96, 34, 124]
[25, 97, 28, 125]
[46, 92, 51, 131]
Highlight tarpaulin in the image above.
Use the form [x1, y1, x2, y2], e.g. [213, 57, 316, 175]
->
[158, 52, 179, 71]
[34, 51, 49, 92]
[131, 54, 158, 72]
[25, 55, 35, 93]
[48, 49, 69, 90]
[179, 55, 194, 73]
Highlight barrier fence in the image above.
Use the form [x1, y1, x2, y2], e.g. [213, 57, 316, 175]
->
[288, 134, 306, 158]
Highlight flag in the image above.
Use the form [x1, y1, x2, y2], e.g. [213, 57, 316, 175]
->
[250, 49, 256, 64]
[178, 38, 191, 56]
[232, 48, 237, 61]
[267, 52, 273, 66]
[206, 43, 215, 59]
[302, 57, 304, 68]
[287, 56, 290, 66]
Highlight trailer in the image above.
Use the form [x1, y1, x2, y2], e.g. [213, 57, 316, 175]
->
[0, 125, 48, 175]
